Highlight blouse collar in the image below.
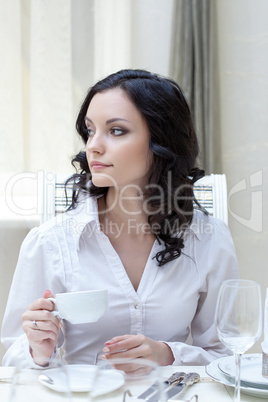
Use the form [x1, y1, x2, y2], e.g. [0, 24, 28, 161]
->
[64, 196, 203, 251]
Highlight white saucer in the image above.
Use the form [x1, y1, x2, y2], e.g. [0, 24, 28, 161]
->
[206, 357, 268, 399]
[218, 354, 268, 389]
[39, 364, 125, 395]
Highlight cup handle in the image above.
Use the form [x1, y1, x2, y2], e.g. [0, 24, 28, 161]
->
[47, 297, 62, 320]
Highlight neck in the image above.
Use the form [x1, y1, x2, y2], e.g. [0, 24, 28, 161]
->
[107, 186, 148, 220]
[99, 187, 151, 237]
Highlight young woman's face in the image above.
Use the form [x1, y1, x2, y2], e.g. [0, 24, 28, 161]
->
[85, 88, 153, 190]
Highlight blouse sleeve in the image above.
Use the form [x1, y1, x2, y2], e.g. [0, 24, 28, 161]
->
[163, 217, 239, 366]
[1, 225, 65, 368]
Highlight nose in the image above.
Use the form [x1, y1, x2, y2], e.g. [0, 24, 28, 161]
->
[86, 131, 105, 154]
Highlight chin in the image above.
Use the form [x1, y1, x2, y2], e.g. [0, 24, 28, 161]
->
[91, 174, 116, 188]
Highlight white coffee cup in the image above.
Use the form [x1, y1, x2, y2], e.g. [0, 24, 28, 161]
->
[48, 289, 108, 324]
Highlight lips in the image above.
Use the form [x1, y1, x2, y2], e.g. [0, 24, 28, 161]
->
[90, 161, 112, 169]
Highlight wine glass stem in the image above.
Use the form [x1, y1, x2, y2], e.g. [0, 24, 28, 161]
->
[234, 353, 241, 402]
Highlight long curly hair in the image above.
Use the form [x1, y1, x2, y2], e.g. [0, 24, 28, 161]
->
[68, 69, 205, 266]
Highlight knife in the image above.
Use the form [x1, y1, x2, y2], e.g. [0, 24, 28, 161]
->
[137, 371, 186, 400]
[146, 372, 200, 402]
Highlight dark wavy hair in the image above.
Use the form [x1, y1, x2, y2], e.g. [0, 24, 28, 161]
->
[68, 69, 205, 266]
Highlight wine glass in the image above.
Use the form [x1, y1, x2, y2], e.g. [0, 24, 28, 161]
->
[91, 357, 167, 401]
[215, 279, 262, 402]
[8, 358, 72, 402]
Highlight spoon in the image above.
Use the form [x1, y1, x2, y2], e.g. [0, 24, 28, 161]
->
[39, 374, 54, 384]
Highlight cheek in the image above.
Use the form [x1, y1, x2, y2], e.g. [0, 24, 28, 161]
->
[86, 148, 90, 163]
[119, 145, 152, 175]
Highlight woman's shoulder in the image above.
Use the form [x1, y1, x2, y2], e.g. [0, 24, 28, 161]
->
[24, 195, 98, 244]
[20, 214, 69, 252]
[189, 210, 237, 265]
[189, 209, 231, 242]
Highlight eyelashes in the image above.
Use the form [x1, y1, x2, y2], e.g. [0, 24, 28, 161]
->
[110, 128, 128, 136]
[82, 123, 128, 139]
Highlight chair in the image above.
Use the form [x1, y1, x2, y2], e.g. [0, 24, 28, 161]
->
[39, 172, 74, 224]
[40, 172, 228, 225]
[194, 174, 228, 224]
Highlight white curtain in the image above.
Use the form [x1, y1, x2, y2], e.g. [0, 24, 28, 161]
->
[0, 1, 24, 172]
[0, 0, 75, 174]
[30, 0, 73, 172]
[0, 0, 134, 175]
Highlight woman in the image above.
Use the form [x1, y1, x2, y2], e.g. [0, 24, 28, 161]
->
[1, 69, 239, 368]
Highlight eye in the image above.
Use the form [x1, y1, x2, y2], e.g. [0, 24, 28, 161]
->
[83, 118, 95, 139]
[110, 128, 127, 136]
[83, 123, 95, 138]
[86, 128, 95, 138]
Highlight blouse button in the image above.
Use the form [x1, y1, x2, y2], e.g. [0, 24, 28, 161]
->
[134, 302, 140, 309]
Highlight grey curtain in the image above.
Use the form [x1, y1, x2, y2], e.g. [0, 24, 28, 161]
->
[170, 0, 221, 173]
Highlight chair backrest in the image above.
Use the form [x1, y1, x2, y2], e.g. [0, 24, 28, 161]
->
[40, 172, 73, 224]
[40, 173, 228, 225]
[194, 174, 228, 224]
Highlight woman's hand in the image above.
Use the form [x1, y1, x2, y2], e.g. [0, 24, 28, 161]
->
[22, 290, 61, 366]
[101, 334, 174, 366]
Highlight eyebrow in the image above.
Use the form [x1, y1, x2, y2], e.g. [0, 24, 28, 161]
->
[84, 116, 129, 124]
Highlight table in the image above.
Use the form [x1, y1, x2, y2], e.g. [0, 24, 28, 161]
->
[0, 366, 264, 401]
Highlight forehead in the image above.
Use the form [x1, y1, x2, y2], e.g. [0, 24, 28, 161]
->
[86, 88, 141, 119]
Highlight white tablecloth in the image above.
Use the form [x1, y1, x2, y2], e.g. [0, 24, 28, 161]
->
[0, 365, 265, 402]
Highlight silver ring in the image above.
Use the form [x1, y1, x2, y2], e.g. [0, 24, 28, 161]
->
[32, 320, 39, 330]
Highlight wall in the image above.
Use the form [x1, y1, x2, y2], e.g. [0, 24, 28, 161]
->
[216, 0, 268, 351]
[130, 0, 174, 75]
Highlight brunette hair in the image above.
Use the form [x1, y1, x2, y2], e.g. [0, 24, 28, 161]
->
[68, 69, 205, 266]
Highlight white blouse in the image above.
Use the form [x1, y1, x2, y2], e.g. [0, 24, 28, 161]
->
[1, 196, 239, 368]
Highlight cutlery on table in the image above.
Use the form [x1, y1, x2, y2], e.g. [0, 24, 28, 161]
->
[38, 374, 54, 384]
[145, 372, 200, 402]
[137, 371, 186, 399]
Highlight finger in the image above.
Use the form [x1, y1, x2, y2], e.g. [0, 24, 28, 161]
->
[105, 335, 131, 345]
[22, 318, 60, 338]
[104, 335, 144, 353]
[27, 298, 55, 312]
[29, 318, 61, 334]
[102, 341, 149, 360]
[102, 348, 142, 361]
[43, 289, 54, 299]
[22, 310, 61, 330]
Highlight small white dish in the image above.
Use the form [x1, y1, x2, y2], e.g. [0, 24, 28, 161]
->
[39, 364, 124, 395]
[206, 357, 268, 399]
[218, 353, 268, 389]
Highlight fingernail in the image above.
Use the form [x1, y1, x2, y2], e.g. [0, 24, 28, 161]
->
[101, 354, 107, 360]
[44, 290, 51, 295]
[103, 347, 110, 353]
